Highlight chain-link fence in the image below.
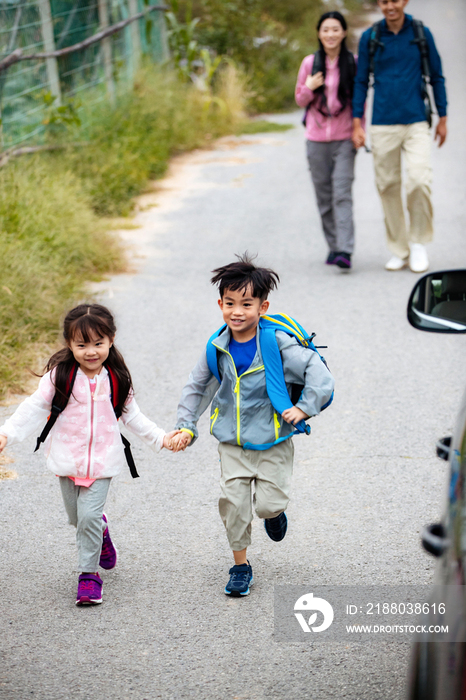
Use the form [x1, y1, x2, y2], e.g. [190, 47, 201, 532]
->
[0, 0, 168, 149]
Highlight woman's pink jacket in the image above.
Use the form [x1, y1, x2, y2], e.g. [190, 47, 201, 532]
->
[295, 53, 358, 142]
[0, 367, 165, 479]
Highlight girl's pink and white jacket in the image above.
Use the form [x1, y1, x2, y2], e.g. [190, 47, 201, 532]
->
[295, 54, 359, 143]
[0, 367, 165, 479]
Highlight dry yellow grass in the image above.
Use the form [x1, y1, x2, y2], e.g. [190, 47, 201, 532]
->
[0, 452, 17, 481]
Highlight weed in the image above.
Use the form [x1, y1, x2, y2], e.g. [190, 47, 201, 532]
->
[236, 120, 294, 135]
[0, 159, 123, 395]
[0, 65, 248, 394]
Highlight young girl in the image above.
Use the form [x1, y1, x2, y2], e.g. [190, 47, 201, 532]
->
[0, 304, 178, 606]
[295, 11, 359, 270]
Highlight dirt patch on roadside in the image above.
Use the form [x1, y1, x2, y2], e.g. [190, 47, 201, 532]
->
[0, 453, 17, 480]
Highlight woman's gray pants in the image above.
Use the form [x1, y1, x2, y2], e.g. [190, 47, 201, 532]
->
[59, 477, 111, 572]
[306, 139, 356, 254]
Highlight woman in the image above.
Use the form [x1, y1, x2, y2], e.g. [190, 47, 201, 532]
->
[295, 11, 358, 270]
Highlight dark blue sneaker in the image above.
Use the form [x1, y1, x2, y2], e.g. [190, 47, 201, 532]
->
[326, 251, 338, 265]
[224, 562, 253, 596]
[264, 512, 288, 542]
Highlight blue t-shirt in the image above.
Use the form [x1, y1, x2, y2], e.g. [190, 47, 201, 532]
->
[229, 336, 257, 376]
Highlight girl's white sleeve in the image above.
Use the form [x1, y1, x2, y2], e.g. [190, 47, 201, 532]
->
[0, 374, 54, 446]
[120, 394, 166, 452]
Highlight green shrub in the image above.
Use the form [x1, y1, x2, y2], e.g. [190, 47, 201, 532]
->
[0, 65, 248, 394]
[60, 67, 245, 215]
[0, 160, 123, 394]
[172, 0, 366, 113]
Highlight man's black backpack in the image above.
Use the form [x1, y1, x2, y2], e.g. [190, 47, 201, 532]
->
[302, 51, 356, 126]
[35, 362, 139, 478]
[368, 19, 433, 127]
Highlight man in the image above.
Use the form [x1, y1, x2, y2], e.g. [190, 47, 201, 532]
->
[352, 0, 447, 272]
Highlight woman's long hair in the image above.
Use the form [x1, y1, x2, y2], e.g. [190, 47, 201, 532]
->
[45, 304, 133, 414]
[314, 11, 355, 118]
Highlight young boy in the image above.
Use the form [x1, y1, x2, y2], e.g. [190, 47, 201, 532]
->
[171, 255, 334, 596]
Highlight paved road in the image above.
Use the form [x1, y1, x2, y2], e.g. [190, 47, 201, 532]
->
[1, 1, 465, 698]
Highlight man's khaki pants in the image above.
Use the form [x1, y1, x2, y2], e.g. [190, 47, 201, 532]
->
[218, 440, 294, 551]
[370, 122, 433, 259]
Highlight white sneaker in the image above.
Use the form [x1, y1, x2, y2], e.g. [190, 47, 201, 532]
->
[409, 244, 429, 273]
[385, 255, 408, 271]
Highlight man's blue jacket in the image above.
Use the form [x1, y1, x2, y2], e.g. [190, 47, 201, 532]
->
[352, 14, 447, 125]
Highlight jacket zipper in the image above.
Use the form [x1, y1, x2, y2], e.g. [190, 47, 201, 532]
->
[86, 379, 95, 478]
[212, 343, 264, 446]
[274, 412, 281, 441]
[210, 407, 219, 434]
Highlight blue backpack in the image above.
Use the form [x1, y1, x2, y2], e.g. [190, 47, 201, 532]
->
[206, 313, 333, 450]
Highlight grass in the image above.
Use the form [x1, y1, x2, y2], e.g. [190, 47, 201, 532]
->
[0, 64, 250, 397]
[236, 120, 294, 135]
[56, 65, 248, 216]
[0, 158, 124, 394]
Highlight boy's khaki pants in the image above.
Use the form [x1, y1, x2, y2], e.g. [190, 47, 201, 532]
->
[370, 122, 433, 259]
[218, 440, 294, 551]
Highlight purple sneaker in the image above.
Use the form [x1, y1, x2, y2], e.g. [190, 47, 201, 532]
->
[334, 252, 351, 269]
[99, 513, 118, 570]
[76, 573, 103, 605]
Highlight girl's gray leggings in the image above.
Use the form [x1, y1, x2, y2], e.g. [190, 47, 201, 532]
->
[59, 477, 111, 572]
[306, 139, 356, 254]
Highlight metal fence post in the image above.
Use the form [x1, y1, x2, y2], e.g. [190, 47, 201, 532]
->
[98, 0, 116, 105]
[128, 0, 141, 76]
[37, 0, 62, 104]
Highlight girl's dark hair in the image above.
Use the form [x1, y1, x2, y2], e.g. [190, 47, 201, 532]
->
[314, 11, 355, 118]
[45, 304, 133, 414]
[211, 253, 279, 301]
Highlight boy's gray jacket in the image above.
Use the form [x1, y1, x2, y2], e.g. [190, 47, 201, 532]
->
[176, 327, 335, 448]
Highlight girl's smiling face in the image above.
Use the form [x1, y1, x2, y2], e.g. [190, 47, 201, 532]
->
[318, 18, 346, 54]
[68, 331, 113, 378]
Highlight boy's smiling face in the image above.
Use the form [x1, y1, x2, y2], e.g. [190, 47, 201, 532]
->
[218, 285, 269, 342]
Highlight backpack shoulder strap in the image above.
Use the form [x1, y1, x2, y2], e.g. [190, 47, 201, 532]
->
[411, 18, 430, 79]
[35, 362, 78, 452]
[106, 365, 121, 418]
[259, 316, 309, 434]
[105, 365, 139, 479]
[261, 314, 334, 411]
[368, 20, 384, 76]
[411, 18, 433, 126]
[206, 324, 227, 383]
[302, 51, 325, 127]
[311, 50, 324, 76]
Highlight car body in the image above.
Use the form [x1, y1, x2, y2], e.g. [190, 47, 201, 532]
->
[407, 269, 466, 700]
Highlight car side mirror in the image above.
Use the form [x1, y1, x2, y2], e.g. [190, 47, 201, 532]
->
[407, 269, 466, 333]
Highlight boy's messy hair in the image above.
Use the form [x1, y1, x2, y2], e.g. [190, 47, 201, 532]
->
[211, 253, 279, 301]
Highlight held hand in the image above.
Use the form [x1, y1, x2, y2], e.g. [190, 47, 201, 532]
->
[305, 72, 324, 92]
[0, 434, 7, 452]
[162, 430, 182, 451]
[435, 117, 447, 147]
[352, 125, 366, 149]
[170, 431, 193, 453]
[282, 407, 309, 426]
